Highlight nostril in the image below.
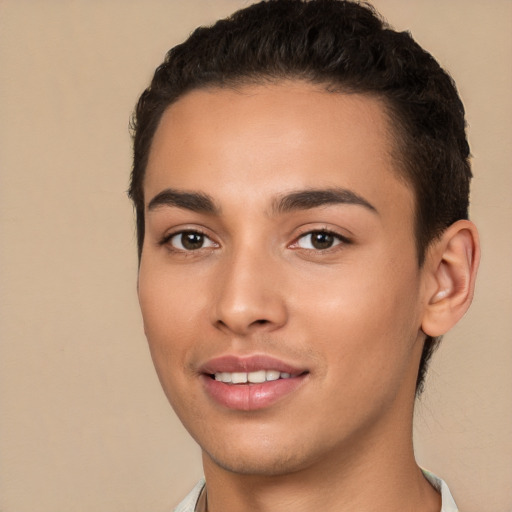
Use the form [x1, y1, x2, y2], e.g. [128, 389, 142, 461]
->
[254, 319, 269, 325]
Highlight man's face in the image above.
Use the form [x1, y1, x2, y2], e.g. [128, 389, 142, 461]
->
[138, 82, 428, 476]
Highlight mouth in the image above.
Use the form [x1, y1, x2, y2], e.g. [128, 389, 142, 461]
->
[200, 354, 309, 411]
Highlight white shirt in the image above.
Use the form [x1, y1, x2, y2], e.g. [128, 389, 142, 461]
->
[174, 470, 459, 512]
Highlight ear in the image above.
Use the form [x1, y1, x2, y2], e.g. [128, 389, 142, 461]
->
[421, 220, 480, 337]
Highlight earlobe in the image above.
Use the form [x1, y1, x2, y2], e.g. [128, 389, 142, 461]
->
[421, 220, 480, 337]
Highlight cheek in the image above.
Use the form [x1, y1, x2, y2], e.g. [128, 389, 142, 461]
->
[137, 271, 199, 414]
[291, 255, 422, 372]
[293, 257, 418, 324]
[139, 257, 206, 329]
[138, 265, 198, 372]
[137, 266, 219, 437]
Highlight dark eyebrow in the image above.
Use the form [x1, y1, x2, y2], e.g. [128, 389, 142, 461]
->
[272, 188, 378, 215]
[147, 188, 220, 214]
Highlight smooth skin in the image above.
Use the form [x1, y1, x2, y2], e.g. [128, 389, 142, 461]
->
[138, 82, 479, 512]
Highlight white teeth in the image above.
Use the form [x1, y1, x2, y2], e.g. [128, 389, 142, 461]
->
[248, 370, 266, 383]
[231, 372, 248, 384]
[213, 370, 295, 384]
[265, 370, 280, 381]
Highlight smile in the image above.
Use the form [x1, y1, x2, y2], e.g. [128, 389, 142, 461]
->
[200, 354, 309, 410]
[213, 370, 293, 384]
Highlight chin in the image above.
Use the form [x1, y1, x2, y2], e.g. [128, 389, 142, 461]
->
[199, 429, 325, 477]
[205, 447, 307, 477]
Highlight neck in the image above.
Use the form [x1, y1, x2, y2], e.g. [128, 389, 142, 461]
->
[201, 408, 440, 512]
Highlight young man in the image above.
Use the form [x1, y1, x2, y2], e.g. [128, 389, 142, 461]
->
[129, 1, 479, 510]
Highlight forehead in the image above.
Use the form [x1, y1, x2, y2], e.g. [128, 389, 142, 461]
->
[144, 82, 413, 219]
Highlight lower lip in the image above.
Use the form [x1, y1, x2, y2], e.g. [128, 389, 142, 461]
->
[201, 374, 307, 411]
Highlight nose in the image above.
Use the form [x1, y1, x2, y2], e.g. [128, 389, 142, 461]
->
[212, 245, 288, 336]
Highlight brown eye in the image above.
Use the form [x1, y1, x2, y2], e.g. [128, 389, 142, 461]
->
[296, 231, 344, 250]
[181, 232, 204, 250]
[311, 232, 334, 249]
[168, 231, 216, 251]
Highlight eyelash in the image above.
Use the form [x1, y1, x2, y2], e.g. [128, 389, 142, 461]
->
[159, 228, 350, 253]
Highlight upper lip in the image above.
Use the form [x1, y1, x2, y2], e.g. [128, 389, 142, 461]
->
[199, 354, 307, 375]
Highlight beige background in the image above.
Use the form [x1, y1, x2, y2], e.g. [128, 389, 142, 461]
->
[0, 1, 510, 511]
